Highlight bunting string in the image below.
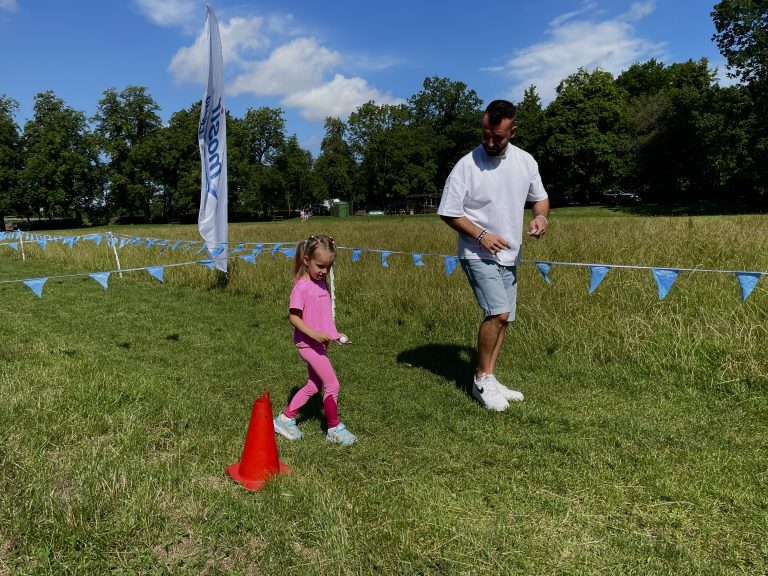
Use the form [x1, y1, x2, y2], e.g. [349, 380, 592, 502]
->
[0, 230, 765, 302]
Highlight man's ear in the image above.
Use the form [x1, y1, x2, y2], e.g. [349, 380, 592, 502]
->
[510, 123, 518, 139]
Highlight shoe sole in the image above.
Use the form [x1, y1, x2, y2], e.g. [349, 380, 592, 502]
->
[274, 424, 302, 440]
[471, 392, 508, 411]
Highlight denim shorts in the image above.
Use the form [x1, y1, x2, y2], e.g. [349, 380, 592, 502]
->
[460, 259, 518, 319]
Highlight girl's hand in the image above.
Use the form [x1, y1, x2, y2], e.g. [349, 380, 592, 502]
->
[336, 333, 350, 344]
[313, 331, 333, 344]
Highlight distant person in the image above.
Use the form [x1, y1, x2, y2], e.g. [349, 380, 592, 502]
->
[299, 209, 305, 222]
[438, 99, 550, 411]
[273, 235, 357, 445]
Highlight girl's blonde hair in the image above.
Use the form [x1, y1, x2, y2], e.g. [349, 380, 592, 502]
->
[293, 235, 336, 283]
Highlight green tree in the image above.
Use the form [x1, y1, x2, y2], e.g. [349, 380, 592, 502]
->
[274, 135, 322, 211]
[0, 95, 22, 227]
[541, 68, 631, 202]
[408, 76, 483, 185]
[514, 86, 545, 159]
[229, 107, 287, 215]
[314, 118, 356, 201]
[92, 86, 162, 222]
[712, 0, 768, 200]
[347, 101, 410, 203]
[20, 91, 101, 225]
[712, 0, 768, 87]
[145, 103, 201, 222]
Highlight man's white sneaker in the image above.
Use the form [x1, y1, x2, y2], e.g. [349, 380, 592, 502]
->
[472, 374, 509, 411]
[489, 375, 524, 402]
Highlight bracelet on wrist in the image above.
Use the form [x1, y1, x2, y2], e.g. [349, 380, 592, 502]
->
[534, 215, 548, 225]
[476, 229, 488, 243]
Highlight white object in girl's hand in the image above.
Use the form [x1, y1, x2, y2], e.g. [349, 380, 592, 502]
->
[338, 335, 349, 344]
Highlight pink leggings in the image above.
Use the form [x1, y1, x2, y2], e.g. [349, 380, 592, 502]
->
[284, 346, 340, 428]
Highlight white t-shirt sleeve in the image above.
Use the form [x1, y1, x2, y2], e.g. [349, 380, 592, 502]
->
[526, 165, 548, 202]
[437, 175, 468, 217]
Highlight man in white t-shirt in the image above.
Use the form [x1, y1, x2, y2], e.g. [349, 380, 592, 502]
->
[438, 99, 550, 411]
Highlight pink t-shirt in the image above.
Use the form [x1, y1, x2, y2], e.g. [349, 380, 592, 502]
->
[289, 277, 339, 347]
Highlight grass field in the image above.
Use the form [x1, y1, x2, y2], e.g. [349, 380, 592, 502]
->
[0, 208, 766, 575]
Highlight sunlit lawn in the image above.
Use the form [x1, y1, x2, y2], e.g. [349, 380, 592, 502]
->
[0, 207, 766, 574]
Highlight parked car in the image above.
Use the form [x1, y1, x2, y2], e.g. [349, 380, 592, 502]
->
[599, 189, 641, 204]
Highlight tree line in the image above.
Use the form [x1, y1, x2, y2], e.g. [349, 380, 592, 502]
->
[0, 1, 764, 227]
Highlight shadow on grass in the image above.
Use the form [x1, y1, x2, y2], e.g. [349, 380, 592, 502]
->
[285, 386, 326, 430]
[396, 343, 476, 398]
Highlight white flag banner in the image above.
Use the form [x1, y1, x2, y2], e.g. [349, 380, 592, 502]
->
[198, 4, 228, 272]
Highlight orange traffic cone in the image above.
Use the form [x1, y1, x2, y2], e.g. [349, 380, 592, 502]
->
[227, 392, 291, 490]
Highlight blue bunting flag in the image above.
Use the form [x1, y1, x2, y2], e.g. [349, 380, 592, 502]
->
[89, 272, 110, 289]
[588, 265, 611, 294]
[445, 256, 459, 277]
[535, 262, 553, 285]
[147, 266, 164, 283]
[23, 277, 48, 298]
[352, 248, 362, 262]
[413, 253, 425, 267]
[735, 272, 761, 302]
[381, 251, 392, 268]
[652, 268, 679, 300]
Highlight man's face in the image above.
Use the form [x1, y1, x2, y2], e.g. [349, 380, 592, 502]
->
[481, 114, 516, 156]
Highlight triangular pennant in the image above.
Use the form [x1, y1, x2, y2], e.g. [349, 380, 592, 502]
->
[230, 242, 246, 254]
[82, 233, 102, 245]
[107, 234, 118, 248]
[89, 272, 110, 289]
[145, 239, 157, 249]
[352, 248, 362, 262]
[535, 262, 553, 285]
[588, 266, 610, 294]
[412, 253, 425, 267]
[381, 251, 392, 268]
[146, 266, 164, 283]
[211, 245, 226, 258]
[239, 253, 256, 264]
[23, 277, 48, 298]
[199, 259, 215, 270]
[445, 256, 459, 277]
[652, 268, 679, 300]
[280, 247, 296, 258]
[64, 237, 76, 248]
[735, 272, 761, 302]
[171, 240, 182, 251]
[37, 237, 47, 250]
[195, 243, 208, 255]
[253, 244, 263, 257]
[119, 237, 128, 249]
[271, 243, 283, 258]
[8, 242, 18, 251]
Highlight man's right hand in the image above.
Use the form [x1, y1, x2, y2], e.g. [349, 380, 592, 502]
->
[479, 232, 511, 256]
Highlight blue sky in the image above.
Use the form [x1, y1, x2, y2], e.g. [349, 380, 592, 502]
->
[1, 0, 730, 154]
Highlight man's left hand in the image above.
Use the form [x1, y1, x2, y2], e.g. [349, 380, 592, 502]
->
[527, 215, 548, 238]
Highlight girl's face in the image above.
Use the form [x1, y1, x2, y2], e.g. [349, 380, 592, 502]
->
[304, 247, 335, 281]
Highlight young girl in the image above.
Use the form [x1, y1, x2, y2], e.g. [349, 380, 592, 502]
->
[273, 235, 357, 445]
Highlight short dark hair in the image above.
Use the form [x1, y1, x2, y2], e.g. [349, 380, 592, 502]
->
[484, 100, 517, 124]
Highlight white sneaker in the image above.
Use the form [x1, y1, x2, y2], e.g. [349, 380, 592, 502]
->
[472, 374, 509, 411]
[489, 375, 524, 402]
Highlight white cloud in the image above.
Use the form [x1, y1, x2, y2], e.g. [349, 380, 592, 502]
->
[486, 2, 666, 103]
[133, 0, 197, 28]
[282, 74, 404, 121]
[167, 9, 400, 123]
[169, 16, 269, 84]
[0, 0, 18, 12]
[229, 37, 341, 96]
